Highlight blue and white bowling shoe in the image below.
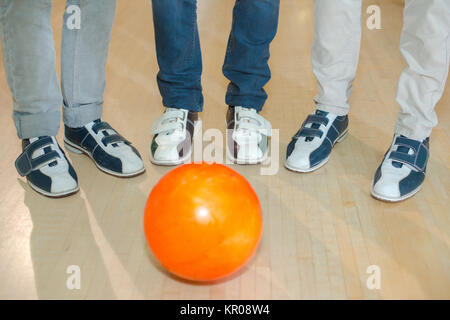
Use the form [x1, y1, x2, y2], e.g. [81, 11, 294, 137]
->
[15, 136, 79, 197]
[64, 119, 145, 177]
[371, 134, 429, 202]
[285, 110, 349, 172]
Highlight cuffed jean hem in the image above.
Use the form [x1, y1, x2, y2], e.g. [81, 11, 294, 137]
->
[163, 104, 203, 112]
[315, 101, 349, 117]
[162, 99, 203, 112]
[394, 122, 431, 141]
[63, 103, 103, 128]
[225, 96, 265, 112]
[14, 110, 61, 139]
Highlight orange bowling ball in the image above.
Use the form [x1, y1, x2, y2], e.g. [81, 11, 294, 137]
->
[144, 162, 263, 282]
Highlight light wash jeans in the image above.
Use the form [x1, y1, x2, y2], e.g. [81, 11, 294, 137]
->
[151, 0, 280, 112]
[0, 0, 116, 139]
[312, 0, 450, 140]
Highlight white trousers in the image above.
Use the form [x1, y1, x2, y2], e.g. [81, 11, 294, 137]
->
[312, 0, 450, 140]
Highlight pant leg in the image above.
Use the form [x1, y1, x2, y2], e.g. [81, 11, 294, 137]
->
[223, 0, 280, 112]
[151, 0, 203, 112]
[312, 0, 362, 116]
[394, 0, 450, 141]
[61, 0, 117, 128]
[0, 0, 61, 139]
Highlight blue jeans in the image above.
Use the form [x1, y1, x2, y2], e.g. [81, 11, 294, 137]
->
[152, 0, 280, 112]
[0, 0, 116, 139]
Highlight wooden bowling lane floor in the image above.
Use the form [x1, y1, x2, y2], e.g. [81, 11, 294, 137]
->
[0, 0, 448, 299]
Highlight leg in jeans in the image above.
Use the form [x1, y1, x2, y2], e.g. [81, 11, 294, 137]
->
[312, 0, 362, 116]
[223, 0, 279, 164]
[61, 0, 117, 128]
[149, 0, 202, 165]
[394, 0, 450, 141]
[151, 0, 203, 112]
[223, 0, 280, 112]
[0, 0, 61, 139]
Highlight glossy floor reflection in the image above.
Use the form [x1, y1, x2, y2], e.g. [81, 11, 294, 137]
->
[0, 0, 448, 299]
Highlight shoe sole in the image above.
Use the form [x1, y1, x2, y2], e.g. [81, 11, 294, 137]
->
[284, 128, 349, 173]
[150, 120, 201, 166]
[64, 139, 146, 178]
[28, 180, 79, 198]
[370, 184, 422, 203]
[284, 155, 330, 173]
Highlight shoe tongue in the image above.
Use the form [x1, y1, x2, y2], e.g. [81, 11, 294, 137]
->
[315, 110, 329, 117]
[237, 106, 256, 113]
[305, 110, 329, 142]
[165, 107, 188, 118]
[236, 107, 259, 126]
[29, 136, 52, 143]
[29, 137, 42, 143]
[166, 107, 187, 114]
